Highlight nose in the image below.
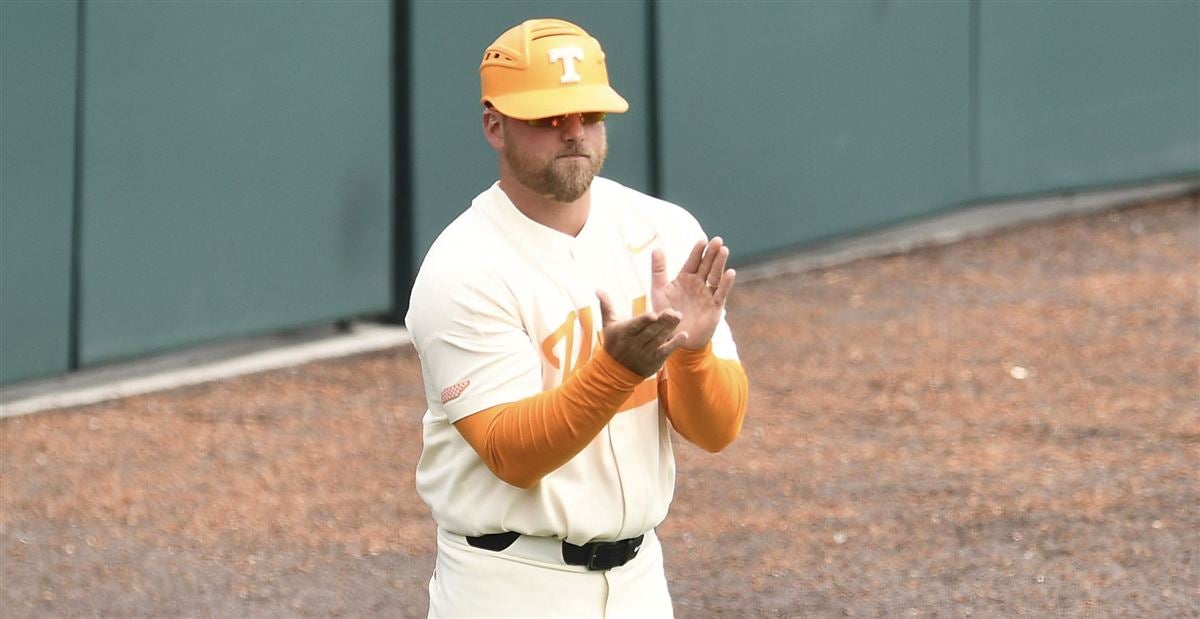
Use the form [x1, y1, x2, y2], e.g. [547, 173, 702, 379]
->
[559, 113, 586, 142]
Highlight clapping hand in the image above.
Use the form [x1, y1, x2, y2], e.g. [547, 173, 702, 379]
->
[650, 237, 736, 351]
[595, 236, 736, 376]
[597, 290, 688, 378]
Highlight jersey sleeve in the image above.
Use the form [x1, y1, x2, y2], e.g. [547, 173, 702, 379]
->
[406, 256, 543, 424]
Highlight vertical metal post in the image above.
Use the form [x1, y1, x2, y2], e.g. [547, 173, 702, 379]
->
[646, 0, 662, 198]
[390, 0, 414, 323]
[968, 0, 981, 200]
[68, 0, 87, 369]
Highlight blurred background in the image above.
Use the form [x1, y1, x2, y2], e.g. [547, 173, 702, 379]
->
[2, 0, 1196, 386]
[1, 1, 1198, 617]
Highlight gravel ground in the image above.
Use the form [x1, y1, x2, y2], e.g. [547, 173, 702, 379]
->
[1, 195, 1197, 618]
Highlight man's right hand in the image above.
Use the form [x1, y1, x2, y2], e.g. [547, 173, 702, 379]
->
[597, 290, 688, 378]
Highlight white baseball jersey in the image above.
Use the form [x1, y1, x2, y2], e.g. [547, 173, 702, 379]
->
[407, 176, 740, 546]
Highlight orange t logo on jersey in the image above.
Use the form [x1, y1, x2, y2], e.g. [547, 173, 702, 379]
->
[539, 296, 657, 412]
[541, 307, 593, 378]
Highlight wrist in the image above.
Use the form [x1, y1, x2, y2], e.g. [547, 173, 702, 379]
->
[669, 341, 713, 370]
[591, 346, 651, 386]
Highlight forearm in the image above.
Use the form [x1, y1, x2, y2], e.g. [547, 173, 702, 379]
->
[661, 343, 749, 452]
[454, 348, 644, 489]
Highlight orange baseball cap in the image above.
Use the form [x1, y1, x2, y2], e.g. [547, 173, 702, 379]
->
[480, 18, 629, 120]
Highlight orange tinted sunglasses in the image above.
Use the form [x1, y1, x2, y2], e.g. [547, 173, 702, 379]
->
[526, 112, 607, 128]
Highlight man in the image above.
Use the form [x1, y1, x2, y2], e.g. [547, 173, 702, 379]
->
[406, 18, 749, 618]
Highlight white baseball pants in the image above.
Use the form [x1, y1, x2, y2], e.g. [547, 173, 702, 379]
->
[427, 528, 674, 618]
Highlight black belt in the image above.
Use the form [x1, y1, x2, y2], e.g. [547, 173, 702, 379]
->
[466, 531, 646, 571]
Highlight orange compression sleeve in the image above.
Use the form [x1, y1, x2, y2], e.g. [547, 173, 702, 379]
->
[453, 348, 645, 489]
[660, 343, 749, 453]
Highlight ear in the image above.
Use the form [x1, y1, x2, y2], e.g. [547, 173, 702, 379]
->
[482, 108, 505, 152]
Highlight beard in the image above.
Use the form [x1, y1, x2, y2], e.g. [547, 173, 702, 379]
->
[503, 138, 607, 203]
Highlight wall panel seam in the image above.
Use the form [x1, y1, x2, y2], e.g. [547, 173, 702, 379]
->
[68, 0, 87, 370]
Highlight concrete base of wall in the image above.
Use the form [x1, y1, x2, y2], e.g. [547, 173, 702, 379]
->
[0, 323, 410, 417]
[2, 176, 1196, 418]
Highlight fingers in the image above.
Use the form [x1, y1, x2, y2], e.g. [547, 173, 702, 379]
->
[682, 237, 729, 287]
[637, 309, 680, 345]
[712, 268, 737, 306]
[606, 302, 676, 340]
[679, 240, 705, 276]
[596, 289, 617, 327]
[650, 249, 669, 295]
[602, 308, 684, 377]
[657, 330, 689, 357]
[696, 237, 724, 282]
[707, 245, 729, 287]
[624, 309, 662, 335]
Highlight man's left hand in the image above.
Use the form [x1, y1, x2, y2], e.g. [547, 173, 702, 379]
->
[650, 237, 737, 350]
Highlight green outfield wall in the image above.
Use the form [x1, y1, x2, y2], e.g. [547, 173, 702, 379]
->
[2, 0, 393, 384]
[657, 1, 973, 261]
[977, 2, 1199, 199]
[2, 0, 1197, 385]
[0, 1, 79, 384]
[75, 1, 392, 366]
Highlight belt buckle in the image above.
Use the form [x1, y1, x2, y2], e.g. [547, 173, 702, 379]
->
[584, 537, 642, 571]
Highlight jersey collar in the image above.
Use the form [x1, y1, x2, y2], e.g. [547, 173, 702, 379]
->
[483, 181, 604, 260]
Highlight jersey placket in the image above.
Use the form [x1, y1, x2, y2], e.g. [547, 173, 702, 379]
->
[576, 218, 663, 540]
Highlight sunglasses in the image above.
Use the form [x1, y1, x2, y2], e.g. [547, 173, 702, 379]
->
[526, 112, 607, 129]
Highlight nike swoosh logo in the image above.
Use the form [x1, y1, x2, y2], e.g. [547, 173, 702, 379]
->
[627, 233, 658, 254]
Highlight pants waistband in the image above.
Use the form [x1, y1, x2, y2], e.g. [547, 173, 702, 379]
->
[439, 529, 654, 571]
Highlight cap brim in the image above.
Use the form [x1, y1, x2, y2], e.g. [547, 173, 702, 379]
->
[486, 85, 629, 120]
